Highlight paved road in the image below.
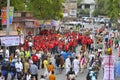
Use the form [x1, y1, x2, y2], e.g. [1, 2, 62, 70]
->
[2, 23, 120, 80]
[53, 23, 119, 80]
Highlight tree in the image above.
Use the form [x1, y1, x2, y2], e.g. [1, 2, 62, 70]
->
[93, 0, 106, 17]
[105, 0, 120, 22]
[10, 0, 26, 11]
[0, 0, 7, 9]
[77, 0, 82, 6]
[77, 0, 83, 16]
[0, 0, 26, 11]
[27, 0, 64, 20]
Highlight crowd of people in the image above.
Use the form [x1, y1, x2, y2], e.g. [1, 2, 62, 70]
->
[0, 24, 119, 80]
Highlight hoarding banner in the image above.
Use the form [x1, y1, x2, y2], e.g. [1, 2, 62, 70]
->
[0, 36, 20, 46]
[70, 10, 76, 16]
[103, 67, 114, 80]
[103, 55, 115, 68]
[1, 7, 14, 25]
[103, 55, 115, 80]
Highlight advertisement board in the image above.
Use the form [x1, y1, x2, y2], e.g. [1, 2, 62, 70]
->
[103, 55, 115, 80]
[70, 10, 76, 16]
[103, 67, 114, 80]
[0, 36, 20, 46]
[1, 7, 14, 25]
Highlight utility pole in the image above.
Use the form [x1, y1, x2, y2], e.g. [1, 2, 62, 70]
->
[4, 0, 10, 58]
[6, 0, 10, 36]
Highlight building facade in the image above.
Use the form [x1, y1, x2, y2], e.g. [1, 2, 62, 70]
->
[80, 0, 95, 17]
[0, 12, 39, 36]
[63, 0, 77, 21]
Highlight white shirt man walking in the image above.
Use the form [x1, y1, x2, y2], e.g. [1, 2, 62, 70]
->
[15, 59, 23, 80]
[65, 56, 71, 75]
[73, 56, 80, 76]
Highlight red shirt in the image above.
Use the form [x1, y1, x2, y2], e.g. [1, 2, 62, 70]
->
[78, 35, 83, 40]
[82, 38, 87, 45]
[87, 39, 93, 44]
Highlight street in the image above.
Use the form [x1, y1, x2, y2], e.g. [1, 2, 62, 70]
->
[39, 23, 119, 80]
[1, 23, 120, 80]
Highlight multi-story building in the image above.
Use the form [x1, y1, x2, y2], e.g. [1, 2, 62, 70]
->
[79, 0, 95, 17]
[0, 12, 39, 36]
[62, 0, 77, 21]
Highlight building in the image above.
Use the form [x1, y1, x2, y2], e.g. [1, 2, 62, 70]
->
[62, 0, 77, 21]
[0, 12, 39, 36]
[79, 0, 95, 17]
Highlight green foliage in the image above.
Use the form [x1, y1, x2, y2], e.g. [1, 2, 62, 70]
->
[10, 0, 26, 11]
[105, 0, 120, 22]
[93, 0, 106, 17]
[77, 0, 82, 6]
[0, 0, 7, 9]
[78, 9, 89, 17]
[27, 0, 64, 20]
[0, 0, 26, 11]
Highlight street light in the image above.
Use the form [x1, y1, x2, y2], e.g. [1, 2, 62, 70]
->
[6, 0, 10, 36]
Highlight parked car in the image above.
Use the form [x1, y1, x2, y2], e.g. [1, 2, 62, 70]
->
[82, 17, 92, 23]
[99, 18, 110, 24]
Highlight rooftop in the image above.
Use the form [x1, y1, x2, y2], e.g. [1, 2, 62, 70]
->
[81, 0, 95, 4]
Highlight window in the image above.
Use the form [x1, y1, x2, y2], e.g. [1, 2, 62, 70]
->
[13, 12, 21, 17]
[26, 13, 33, 17]
[85, 4, 90, 9]
[21, 12, 26, 17]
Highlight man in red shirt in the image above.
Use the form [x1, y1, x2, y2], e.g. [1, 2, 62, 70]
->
[81, 37, 87, 52]
[87, 38, 93, 51]
[78, 34, 83, 45]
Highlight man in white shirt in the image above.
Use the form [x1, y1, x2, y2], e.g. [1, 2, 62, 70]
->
[73, 56, 80, 76]
[5, 47, 9, 58]
[0, 47, 3, 63]
[36, 51, 41, 69]
[15, 59, 23, 80]
[65, 56, 71, 75]
[28, 41, 33, 51]
[15, 47, 20, 56]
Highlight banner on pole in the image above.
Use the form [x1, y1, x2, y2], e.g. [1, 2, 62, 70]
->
[1, 7, 14, 25]
[103, 55, 115, 80]
[103, 55, 115, 67]
[103, 67, 114, 80]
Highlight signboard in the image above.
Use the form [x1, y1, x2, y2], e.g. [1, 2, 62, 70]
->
[0, 36, 20, 46]
[103, 55, 115, 80]
[63, 13, 68, 17]
[70, 10, 76, 16]
[25, 22, 34, 28]
[34, 20, 40, 27]
[103, 67, 114, 80]
[103, 55, 115, 67]
[1, 7, 14, 25]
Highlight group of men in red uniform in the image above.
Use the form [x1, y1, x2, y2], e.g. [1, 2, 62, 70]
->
[22, 30, 93, 54]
